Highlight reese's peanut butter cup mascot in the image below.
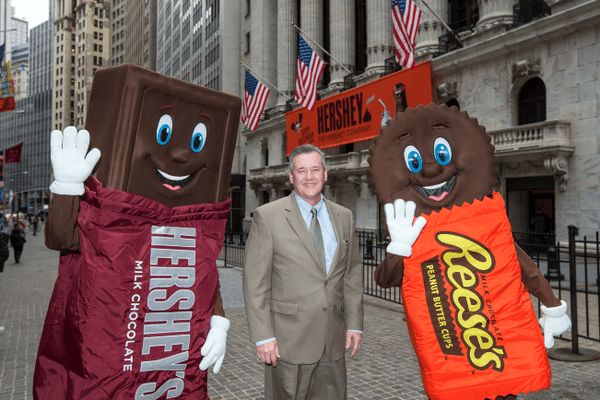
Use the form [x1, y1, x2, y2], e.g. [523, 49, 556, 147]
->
[367, 103, 571, 400]
[34, 64, 241, 400]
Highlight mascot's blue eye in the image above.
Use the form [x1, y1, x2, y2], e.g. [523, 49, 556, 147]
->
[434, 137, 452, 166]
[191, 122, 207, 153]
[156, 114, 173, 145]
[403, 145, 422, 173]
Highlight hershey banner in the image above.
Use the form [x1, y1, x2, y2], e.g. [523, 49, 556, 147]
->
[34, 177, 229, 399]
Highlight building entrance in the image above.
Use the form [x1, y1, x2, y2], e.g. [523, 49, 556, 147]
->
[506, 176, 555, 233]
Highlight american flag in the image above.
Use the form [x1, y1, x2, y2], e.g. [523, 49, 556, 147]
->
[392, 0, 422, 68]
[295, 34, 326, 111]
[241, 70, 270, 131]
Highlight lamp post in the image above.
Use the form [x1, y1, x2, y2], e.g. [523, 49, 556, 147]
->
[3, 171, 28, 215]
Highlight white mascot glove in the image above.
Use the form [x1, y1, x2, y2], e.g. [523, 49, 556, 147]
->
[538, 300, 571, 349]
[49, 126, 101, 196]
[199, 315, 230, 373]
[385, 199, 427, 257]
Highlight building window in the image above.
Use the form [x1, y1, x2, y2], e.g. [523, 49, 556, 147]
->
[518, 77, 546, 126]
[94, 20, 98, 27]
[448, 0, 479, 31]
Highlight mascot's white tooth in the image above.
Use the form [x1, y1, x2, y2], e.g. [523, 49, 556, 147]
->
[423, 181, 447, 190]
[157, 169, 190, 181]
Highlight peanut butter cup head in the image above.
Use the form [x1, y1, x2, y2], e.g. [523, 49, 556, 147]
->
[367, 103, 498, 216]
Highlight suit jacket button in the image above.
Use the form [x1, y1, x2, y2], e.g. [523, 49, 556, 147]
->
[322, 307, 327, 312]
[324, 281, 328, 285]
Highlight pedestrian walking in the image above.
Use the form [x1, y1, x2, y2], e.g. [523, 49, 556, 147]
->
[0, 227, 9, 272]
[10, 223, 26, 263]
[32, 215, 39, 236]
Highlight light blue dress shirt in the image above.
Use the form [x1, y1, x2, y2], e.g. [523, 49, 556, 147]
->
[294, 193, 338, 273]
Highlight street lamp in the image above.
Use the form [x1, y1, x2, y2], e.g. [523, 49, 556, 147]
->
[3, 171, 28, 215]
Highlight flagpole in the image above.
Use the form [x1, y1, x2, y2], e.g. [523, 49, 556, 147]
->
[291, 22, 353, 75]
[418, 0, 463, 46]
[240, 62, 291, 100]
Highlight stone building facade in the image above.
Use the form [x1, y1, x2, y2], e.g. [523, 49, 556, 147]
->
[238, 0, 600, 242]
[52, 0, 110, 130]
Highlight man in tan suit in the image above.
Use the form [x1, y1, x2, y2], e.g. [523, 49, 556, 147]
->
[243, 144, 364, 399]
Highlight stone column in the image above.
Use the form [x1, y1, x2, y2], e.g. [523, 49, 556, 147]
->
[300, 0, 324, 59]
[277, 0, 297, 108]
[345, 174, 378, 230]
[329, 0, 355, 86]
[414, 0, 447, 60]
[253, 1, 278, 110]
[366, 0, 393, 73]
[476, 0, 514, 29]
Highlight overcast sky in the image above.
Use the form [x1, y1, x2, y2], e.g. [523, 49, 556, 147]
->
[12, 1, 50, 31]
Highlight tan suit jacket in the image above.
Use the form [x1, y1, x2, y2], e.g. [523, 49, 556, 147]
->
[243, 193, 364, 364]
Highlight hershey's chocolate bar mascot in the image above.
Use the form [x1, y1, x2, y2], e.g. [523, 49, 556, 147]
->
[34, 64, 241, 400]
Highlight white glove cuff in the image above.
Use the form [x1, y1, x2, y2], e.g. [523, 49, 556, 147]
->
[49, 181, 85, 196]
[541, 300, 567, 318]
[386, 242, 412, 257]
[210, 315, 230, 332]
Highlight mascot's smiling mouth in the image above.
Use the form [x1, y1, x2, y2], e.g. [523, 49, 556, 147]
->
[155, 168, 201, 191]
[414, 176, 455, 201]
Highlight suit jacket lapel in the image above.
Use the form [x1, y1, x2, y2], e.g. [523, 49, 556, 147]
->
[285, 193, 325, 273]
[325, 198, 343, 278]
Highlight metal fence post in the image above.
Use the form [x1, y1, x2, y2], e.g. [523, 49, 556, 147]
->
[568, 225, 579, 354]
[223, 232, 228, 268]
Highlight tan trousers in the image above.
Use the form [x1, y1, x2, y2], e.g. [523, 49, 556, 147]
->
[264, 350, 346, 400]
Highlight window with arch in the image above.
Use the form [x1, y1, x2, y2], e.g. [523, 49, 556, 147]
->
[518, 77, 546, 125]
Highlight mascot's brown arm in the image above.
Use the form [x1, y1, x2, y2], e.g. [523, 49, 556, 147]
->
[44, 195, 226, 316]
[515, 244, 560, 308]
[374, 254, 405, 288]
[45, 195, 81, 253]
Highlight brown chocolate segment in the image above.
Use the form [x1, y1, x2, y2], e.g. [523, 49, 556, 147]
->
[86, 64, 241, 206]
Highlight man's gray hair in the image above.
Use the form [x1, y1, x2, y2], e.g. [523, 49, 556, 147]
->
[289, 144, 326, 172]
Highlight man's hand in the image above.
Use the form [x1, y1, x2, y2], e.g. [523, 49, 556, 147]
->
[539, 300, 571, 348]
[49, 127, 101, 196]
[199, 316, 230, 373]
[345, 331, 363, 358]
[256, 340, 281, 366]
[385, 199, 426, 257]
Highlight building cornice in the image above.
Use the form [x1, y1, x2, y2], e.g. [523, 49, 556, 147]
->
[432, 0, 600, 72]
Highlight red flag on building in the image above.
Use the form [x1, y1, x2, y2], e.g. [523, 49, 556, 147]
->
[295, 34, 326, 111]
[392, 0, 422, 68]
[241, 70, 270, 131]
[5, 142, 23, 163]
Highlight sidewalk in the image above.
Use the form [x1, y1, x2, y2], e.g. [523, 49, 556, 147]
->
[0, 231, 598, 399]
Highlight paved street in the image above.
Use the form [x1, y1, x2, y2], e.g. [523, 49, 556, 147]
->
[1, 228, 599, 399]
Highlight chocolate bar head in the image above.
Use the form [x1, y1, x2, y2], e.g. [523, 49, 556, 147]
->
[367, 103, 498, 216]
[85, 64, 241, 207]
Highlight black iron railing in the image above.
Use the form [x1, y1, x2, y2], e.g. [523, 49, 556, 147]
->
[513, 0, 551, 29]
[433, 31, 463, 58]
[219, 226, 600, 349]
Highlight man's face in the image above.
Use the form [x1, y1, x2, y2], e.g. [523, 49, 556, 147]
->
[289, 151, 328, 206]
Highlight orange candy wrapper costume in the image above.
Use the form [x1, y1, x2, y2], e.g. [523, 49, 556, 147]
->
[402, 193, 550, 400]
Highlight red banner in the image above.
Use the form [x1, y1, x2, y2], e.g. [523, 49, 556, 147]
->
[5, 142, 23, 163]
[0, 61, 15, 112]
[286, 61, 432, 155]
